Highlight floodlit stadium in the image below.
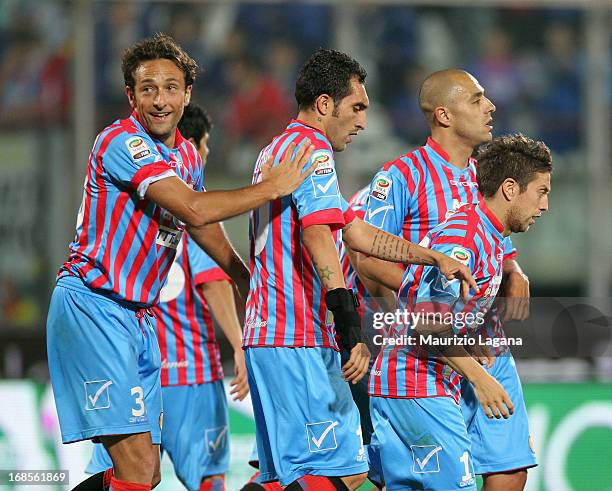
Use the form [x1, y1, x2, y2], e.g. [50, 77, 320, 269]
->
[0, 0, 610, 490]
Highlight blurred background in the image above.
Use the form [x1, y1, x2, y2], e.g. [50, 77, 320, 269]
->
[0, 0, 610, 489]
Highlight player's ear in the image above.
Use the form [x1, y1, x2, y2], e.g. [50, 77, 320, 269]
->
[125, 86, 136, 109]
[315, 94, 332, 117]
[184, 85, 192, 106]
[433, 106, 451, 128]
[501, 178, 518, 201]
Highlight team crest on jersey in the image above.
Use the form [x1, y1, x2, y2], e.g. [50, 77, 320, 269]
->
[451, 247, 471, 266]
[371, 176, 392, 201]
[125, 136, 151, 160]
[312, 150, 335, 176]
[445, 200, 469, 220]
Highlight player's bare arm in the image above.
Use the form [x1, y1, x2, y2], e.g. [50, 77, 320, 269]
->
[452, 352, 514, 420]
[302, 224, 345, 291]
[186, 222, 250, 300]
[413, 321, 514, 419]
[199, 281, 249, 401]
[342, 218, 479, 296]
[346, 248, 397, 311]
[302, 224, 370, 384]
[500, 258, 530, 321]
[145, 141, 315, 227]
[351, 253, 404, 291]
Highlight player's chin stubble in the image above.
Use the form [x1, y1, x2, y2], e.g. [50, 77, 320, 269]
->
[507, 207, 527, 234]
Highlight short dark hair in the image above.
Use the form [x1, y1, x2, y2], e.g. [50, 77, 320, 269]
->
[122, 33, 198, 89]
[295, 48, 367, 110]
[178, 103, 212, 145]
[476, 134, 553, 198]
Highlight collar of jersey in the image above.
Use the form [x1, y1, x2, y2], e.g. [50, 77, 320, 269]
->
[129, 111, 186, 150]
[289, 119, 326, 138]
[426, 137, 473, 176]
[476, 200, 505, 238]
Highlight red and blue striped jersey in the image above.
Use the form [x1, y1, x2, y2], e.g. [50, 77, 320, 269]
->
[369, 201, 506, 403]
[59, 112, 204, 307]
[364, 137, 515, 349]
[244, 120, 355, 349]
[338, 187, 369, 310]
[156, 233, 229, 386]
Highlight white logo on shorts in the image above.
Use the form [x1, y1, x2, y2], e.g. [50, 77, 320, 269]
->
[410, 444, 442, 473]
[306, 421, 338, 452]
[84, 380, 113, 410]
[206, 426, 229, 455]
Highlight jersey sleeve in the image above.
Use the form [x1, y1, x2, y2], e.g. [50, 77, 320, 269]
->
[185, 234, 231, 286]
[364, 163, 414, 235]
[502, 236, 517, 261]
[341, 196, 357, 225]
[291, 138, 345, 231]
[102, 131, 175, 198]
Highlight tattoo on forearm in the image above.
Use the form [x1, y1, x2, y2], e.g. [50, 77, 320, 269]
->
[370, 229, 430, 264]
[320, 266, 333, 280]
[312, 257, 335, 287]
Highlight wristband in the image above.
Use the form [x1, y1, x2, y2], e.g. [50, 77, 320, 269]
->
[325, 288, 362, 351]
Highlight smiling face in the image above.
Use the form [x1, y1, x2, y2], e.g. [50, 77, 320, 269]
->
[447, 74, 496, 147]
[325, 77, 369, 152]
[125, 58, 192, 147]
[507, 171, 551, 233]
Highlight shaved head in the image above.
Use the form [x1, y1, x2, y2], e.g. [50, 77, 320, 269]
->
[418, 69, 478, 124]
[417, 68, 496, 150]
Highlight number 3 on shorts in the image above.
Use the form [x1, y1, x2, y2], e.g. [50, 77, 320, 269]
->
[131, 386, 145, 417]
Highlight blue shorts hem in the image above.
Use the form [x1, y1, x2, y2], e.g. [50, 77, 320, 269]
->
[197, 463, 230, 480]
[85, 460, 107, 475]
[280, 463, 369, 486]
[475, 459, 538, 475]
[61, 424, 159, 444]
[256, 471, 279, 483]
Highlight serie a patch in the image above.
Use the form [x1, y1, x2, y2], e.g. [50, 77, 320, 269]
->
[371, 175, 392, 201]
[125, 136, 151, 160]
[312, 150, 335, 176]
[450, 246, 471, 266]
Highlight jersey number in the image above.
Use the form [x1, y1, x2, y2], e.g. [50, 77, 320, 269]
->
[459, 451, 472, 482]
[131, 386, 145, 417]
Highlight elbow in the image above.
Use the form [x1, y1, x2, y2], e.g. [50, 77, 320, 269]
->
[343, 225, 371, 255]
[182, 201, 215, 228]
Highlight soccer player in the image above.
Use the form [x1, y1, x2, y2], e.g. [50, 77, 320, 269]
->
[86, 104, 246, 491]
[356, 69, 537, 490]
[46, 34, 315, 491]
[243, 49, 478, 491]
[369, 134, 552, 490]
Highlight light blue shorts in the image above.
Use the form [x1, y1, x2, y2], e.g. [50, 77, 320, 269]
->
[47, 275, 162, 444]
[460, 354, 537, 474]
[245, 347, 369, 486]
[370, 396, 476, 490]
[87, 381, 229, 490]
